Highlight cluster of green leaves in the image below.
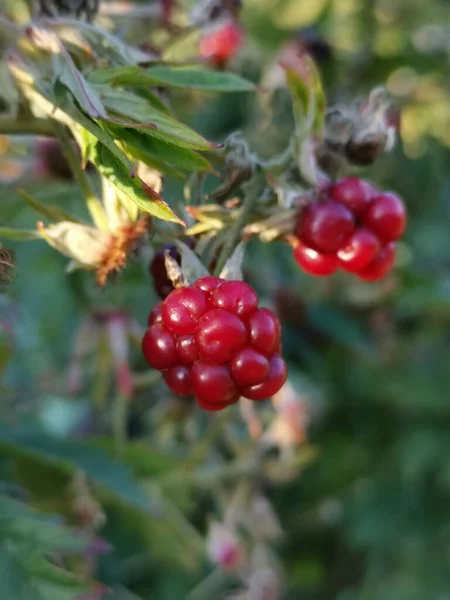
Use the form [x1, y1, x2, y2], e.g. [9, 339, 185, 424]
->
[0, 489, 94, 599]
[1, 15, 254, 234]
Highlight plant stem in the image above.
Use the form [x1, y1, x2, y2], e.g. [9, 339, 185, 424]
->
[0, 116, 55, 137]
[160, 457, 260, 492]
[53, 122, 108, 230]
[213, 170, 266, 276]
[261, 144, 292, 175]
[186, 411, 230, 469]
[113, 393, 128, 457]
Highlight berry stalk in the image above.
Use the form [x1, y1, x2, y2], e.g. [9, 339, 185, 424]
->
[213, 170, 265, 277]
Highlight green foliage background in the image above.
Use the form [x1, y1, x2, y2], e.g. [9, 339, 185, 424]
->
[1, 0, 450, 598]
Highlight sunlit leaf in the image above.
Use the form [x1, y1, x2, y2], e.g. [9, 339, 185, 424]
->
[89, 65, 256, 92]
[283, 53, 326, 134]
[89, 139, 185, 225]
[110, 126, 216, 174]
[93, 86, 215, 150]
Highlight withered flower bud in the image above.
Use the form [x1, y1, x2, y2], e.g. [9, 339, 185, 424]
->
[320, 87, 397, 167]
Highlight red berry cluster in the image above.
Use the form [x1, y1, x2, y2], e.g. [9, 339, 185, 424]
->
[142, 277, 287, 411]
[293, 177, 406, 281]
[199, 21, 243, 66]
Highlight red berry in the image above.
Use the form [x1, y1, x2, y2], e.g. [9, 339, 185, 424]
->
[362, 192, 406, 241]
[357, 242, 396, 282]
[162, 287, 207, 335]
[196, 309, 247, 364]
[176, 334, 200, 365]
[199, 21, 243, 65]
[337, 228, 380, 272]
[194, 276, 224, 295]
[164, 365, 192, 397]
[148, 302, 163, 327]
[142, 325, 176, 370]
[230, 347, 270, 387]
[297, 201, 355, 254]
[330, 177, 376, 216]
[196, 396, 235, 412]
[210, 280, 258, 319]
[241, 355, 287, 401]
[293, 240, 338, 276]
[248, 308, 281, 356]
[191, 362, 238, 407]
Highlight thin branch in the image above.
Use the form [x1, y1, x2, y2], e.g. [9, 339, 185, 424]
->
[0, 116, 55, 137]
[213, 170, 266, 276]
[53, 122, 108, 230]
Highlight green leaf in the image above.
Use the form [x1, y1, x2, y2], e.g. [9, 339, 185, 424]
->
[18, 190, 83, 224]
[54, 86, 135, 176]
[0, 496, 90, 554]
[110, 127, 216, 174]
[49, 20, 157, 66]
[0, 548, 92, 600]
[283, 54, 326, 135]
[93, 85, 215, 150]
[30, 26, 108, 120]
[0, 425, 153, 513]
[123, 145, 186, 180]
[56, 53, 108, 119]
[0, 428, 203, 571]
[0, 493, 93, 600]
[90, 139, 185, 225]
[0, 227, 42, 241]
[89, 65, 256, 92]
[146, 65, 256, 92]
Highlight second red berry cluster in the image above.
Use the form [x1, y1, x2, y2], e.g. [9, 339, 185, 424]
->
[292, 177, 407, 281]
[142, 277, 287, 411]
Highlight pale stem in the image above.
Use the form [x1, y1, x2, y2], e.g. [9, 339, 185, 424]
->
[53, 122, 108, 230]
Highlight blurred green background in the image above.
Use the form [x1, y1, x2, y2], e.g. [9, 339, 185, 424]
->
[1, 0, 450, 598]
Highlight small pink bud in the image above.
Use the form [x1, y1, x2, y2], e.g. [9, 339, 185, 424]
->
[206, 522, 245, 570]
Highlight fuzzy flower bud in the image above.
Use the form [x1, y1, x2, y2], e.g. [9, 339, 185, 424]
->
[320, 86, 397, 167]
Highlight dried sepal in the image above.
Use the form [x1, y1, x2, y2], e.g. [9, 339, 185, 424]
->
[243, 209, 298, 243]
[219, 241, 244, 280]
[174, 240, 209, 283]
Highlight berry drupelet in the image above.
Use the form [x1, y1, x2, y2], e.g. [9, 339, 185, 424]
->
[142, 278, 287, 411]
